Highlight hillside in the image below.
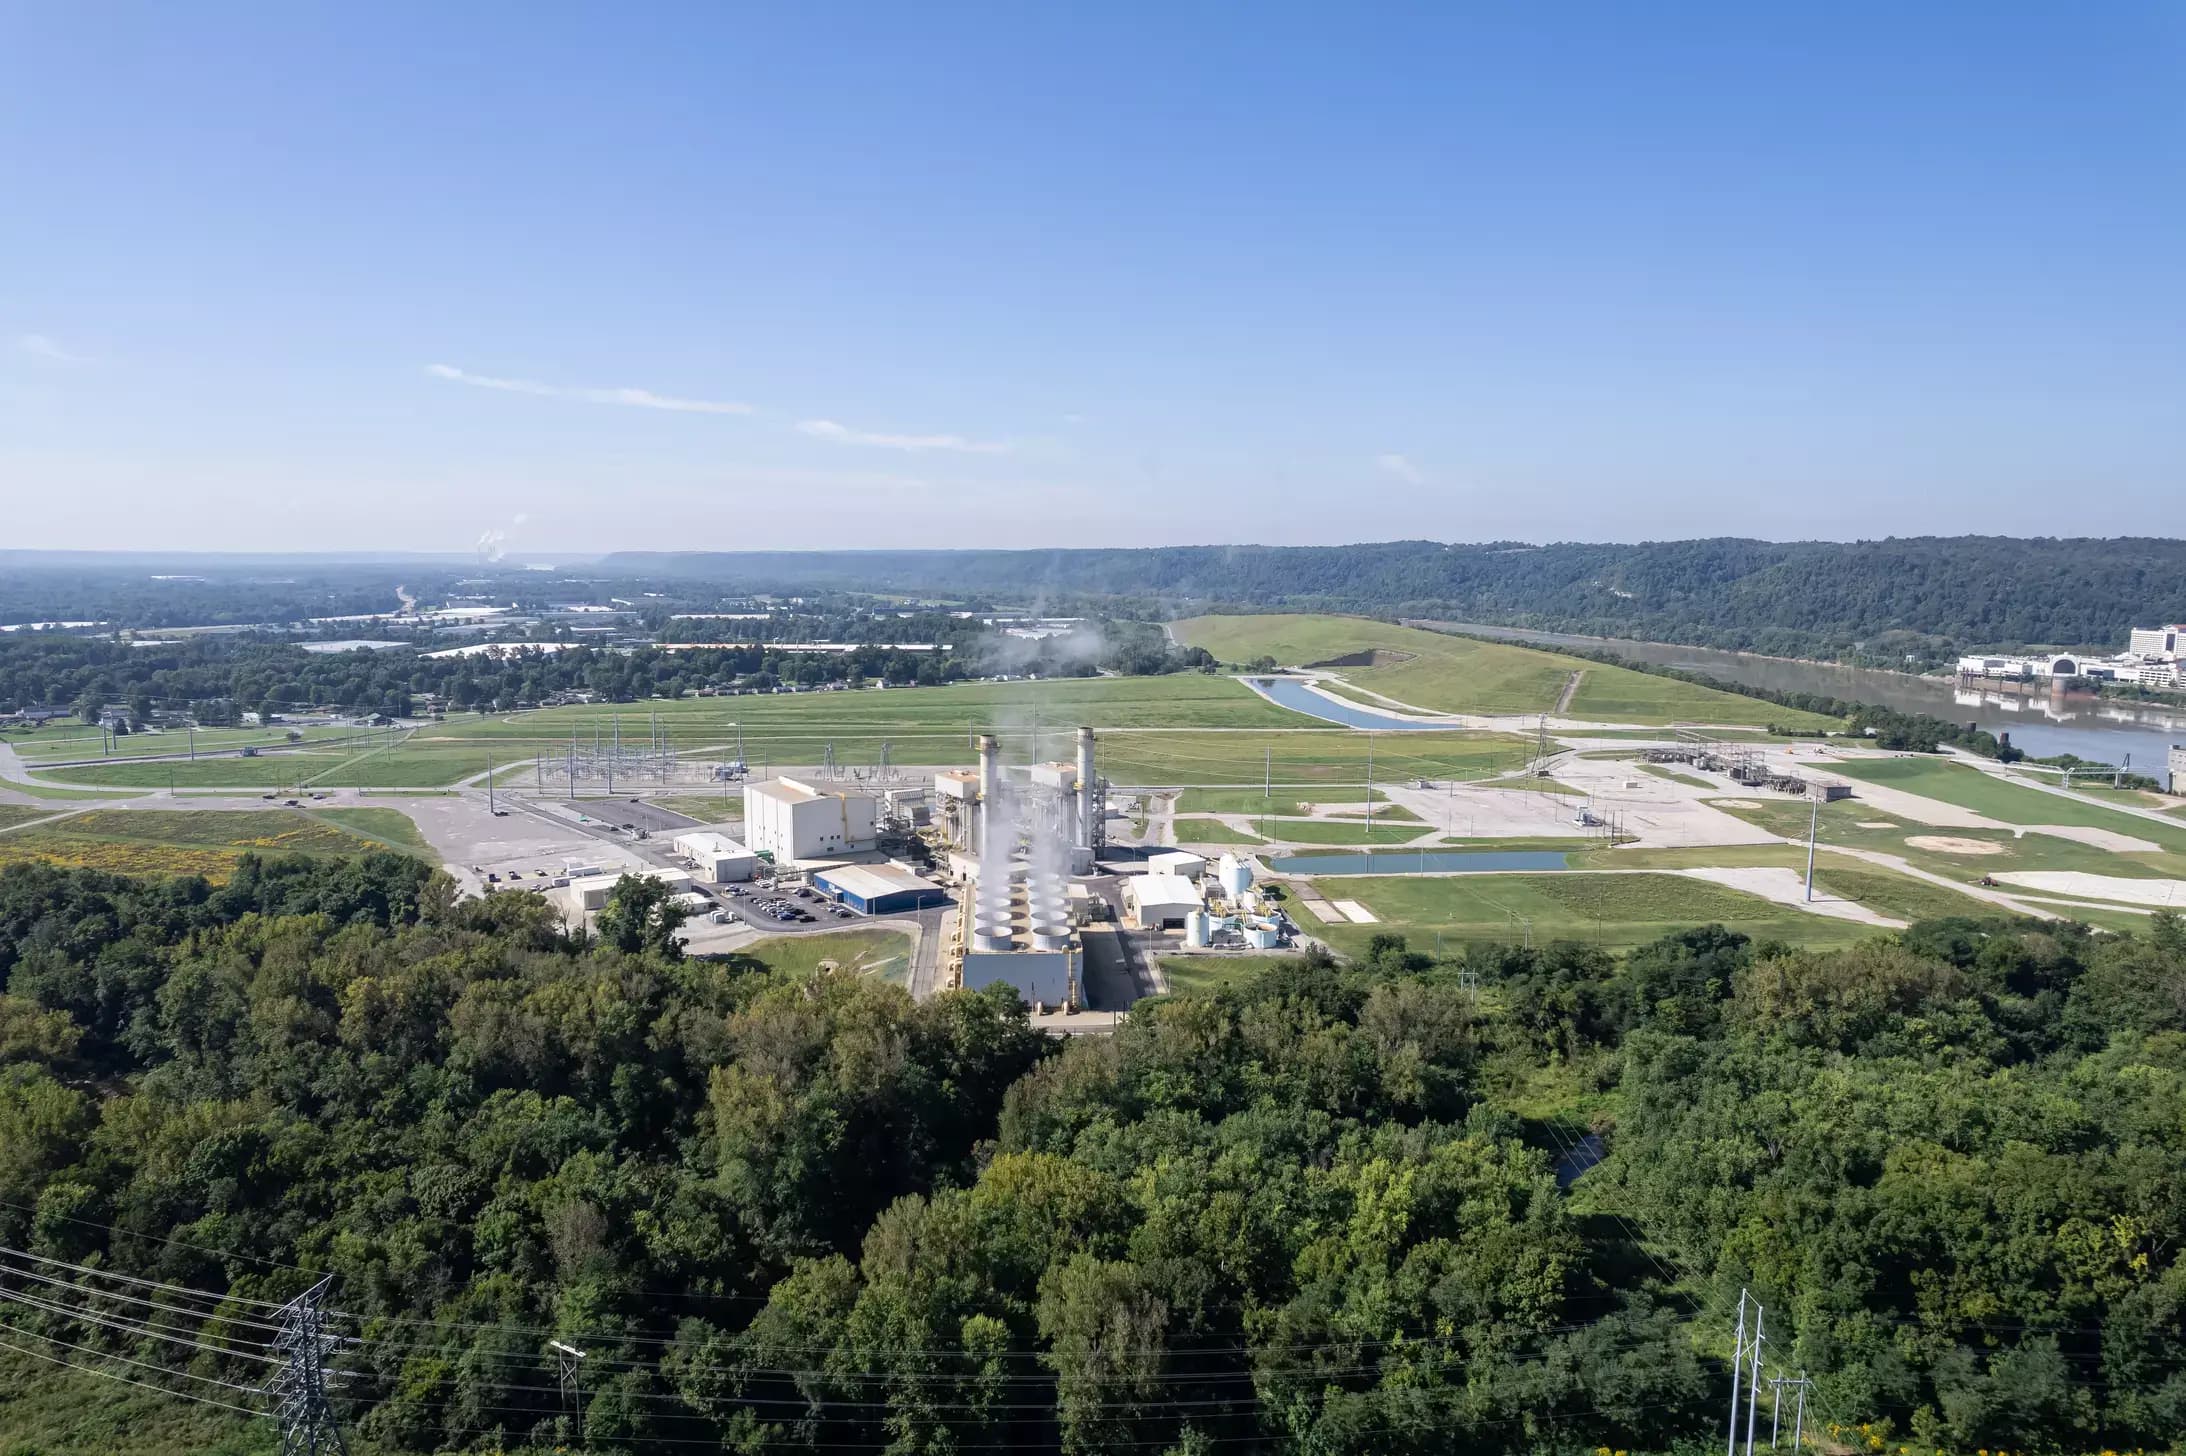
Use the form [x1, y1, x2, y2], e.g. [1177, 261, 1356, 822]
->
[596, 537, 2186, 659]
[1173, 613, 1838, 728]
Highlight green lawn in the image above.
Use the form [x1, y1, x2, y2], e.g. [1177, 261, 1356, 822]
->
[1707, 794, 2186, 891]
[644, 794, 746, 822]
[1639, 763, 1715, 790]
[1159, 954, 1303, 996]
[0, 805, 56, 830]
[1238, 818, 1435, 846]
[8, 722, 374, 762]
[1284, 870, 1872, 957]
[1171, 614, 1836, 729]
[736, 928, 913, 984]
[1172, 819, 1270, 844]
[1811, 863, 2013, 925]
[1174, 788, 1391, 815]
[1827, 758, 2186, 853]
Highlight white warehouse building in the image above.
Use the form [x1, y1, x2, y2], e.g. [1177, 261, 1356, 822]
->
[743, 776, 879, 864]
[671, 830, 757, 883]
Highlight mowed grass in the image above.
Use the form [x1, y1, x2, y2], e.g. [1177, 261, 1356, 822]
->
[1283, 870, 1872, 957]
[10, 722, 373, 762]
[0, 805, 55, 830]
[645, 794, 747, 822]
[1175, 788, 1391, 815]
[1830, 757, 2186, 852]
[0, 808, 425, 881]
[1172, 614, 1836, 729]
[1707, 794, 2186, 890]
[736, 928, 913, 984]
[1236, 818, 1436, 846]
[1160, 954, 1305, 996]
[1812, 863, 2014, 925]
[30, 675, 1432, 791]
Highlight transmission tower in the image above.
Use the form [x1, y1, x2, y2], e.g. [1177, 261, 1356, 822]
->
[550, 1339, 587, 1438]
[271, 1276, 349, 1456]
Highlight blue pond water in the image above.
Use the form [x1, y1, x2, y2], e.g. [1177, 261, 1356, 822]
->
[1267, 849, 1572, 876]
[1247, 676, 1457, 731]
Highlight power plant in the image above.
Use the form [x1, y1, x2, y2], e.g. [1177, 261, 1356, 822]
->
[940, 729, 1109, 1011]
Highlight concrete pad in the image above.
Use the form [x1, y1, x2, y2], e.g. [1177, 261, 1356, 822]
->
[1674, 866, 1904, 926]
[1993, 872, 2186, 907]
[2025, 825, 2164, 854]
[1333, 899, 1379, 924]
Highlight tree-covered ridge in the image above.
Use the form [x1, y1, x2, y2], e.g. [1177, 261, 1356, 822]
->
[0, 857, 2181, 1454]
[601, 537, 2186, 659]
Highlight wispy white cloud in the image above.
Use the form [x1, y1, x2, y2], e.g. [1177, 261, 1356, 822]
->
[1375, 452, 1425, 485]
[17, 333, 92, 364]
[425, 363, 753, 415]
[796, 417, 1011, 455]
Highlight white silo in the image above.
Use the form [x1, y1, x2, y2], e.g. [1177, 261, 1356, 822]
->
[1216, 854, 1254, 900]
[1184, 910, 1212, 948]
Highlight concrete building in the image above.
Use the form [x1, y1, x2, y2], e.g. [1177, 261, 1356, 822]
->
[1149, 850, 1207, 879]
[743, 776, 878, 863]
[671, 831, 757, 883]
[960, 951, 1071, 1008]
[2130, 626, 2186, 659]
[1123, 873, 1203, 930]
[2170, 745, 2186, 796]
[557, 867, 692, 917]
[812, 863, 948, 914]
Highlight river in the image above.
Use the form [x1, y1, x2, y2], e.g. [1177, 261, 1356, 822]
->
[1413, 620, 2186, 769]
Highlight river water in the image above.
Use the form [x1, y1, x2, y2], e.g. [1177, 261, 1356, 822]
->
[1414, 621, 2186, 769]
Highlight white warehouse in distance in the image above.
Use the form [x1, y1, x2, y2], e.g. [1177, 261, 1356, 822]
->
[742, 776, 879, 865]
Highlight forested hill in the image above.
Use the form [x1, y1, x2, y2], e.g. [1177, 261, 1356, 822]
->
[597, 537, 2186, 659]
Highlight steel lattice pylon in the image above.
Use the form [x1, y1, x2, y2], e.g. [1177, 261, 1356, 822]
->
[271, 1276, 349, 1456]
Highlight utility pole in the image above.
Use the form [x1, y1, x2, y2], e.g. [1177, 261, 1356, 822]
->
[1787, 1370, 1813, 1450]
[271, 1276, 349, 1455]
[1264, 745, 1271, 798]
[1727, 1290, 1750, 1456]
[1804, 794, 1819, 902]
[1745, 1301, 1766, 1456]
[487, 758, 496, 814]
[549, 1339, 586, 1440]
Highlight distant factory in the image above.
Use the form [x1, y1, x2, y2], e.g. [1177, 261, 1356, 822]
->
[1958, 624, 2186, 691]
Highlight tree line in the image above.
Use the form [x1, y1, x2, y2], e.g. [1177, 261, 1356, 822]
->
[0, 852, 2180, 1454]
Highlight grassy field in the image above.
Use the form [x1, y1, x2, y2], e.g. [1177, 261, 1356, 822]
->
[7, 721, 375, 762]
[1236, 818, 1435, 846]
[1811, 863, 2011, 924]
[1639, 763, 1715, 790]
[1828, 758, 2186, 853]
[0, 808, 427, 881]
[1708, 794, 2186, 892]
[1174, 788, 1390, 815]
[1160, 953, 1303, 995]
[737, 928, 913, 984]
[0, 805, 56, 830]
[0, 1353, 269, 1456]
[1172, 820, 1270, 844]
[25, 675, 1535, 792]
[645, 794, 746, 822]
[1171, 614, 1835, 729]
[1281, 869, 1872, 957]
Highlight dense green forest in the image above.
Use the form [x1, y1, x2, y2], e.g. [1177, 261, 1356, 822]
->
[2, 855, 2181, 1455]
[0, 620, 1208, 720]
[599, 538, 2186, 660]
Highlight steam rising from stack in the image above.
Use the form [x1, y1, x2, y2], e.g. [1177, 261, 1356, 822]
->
[972, 735, 1015, 952]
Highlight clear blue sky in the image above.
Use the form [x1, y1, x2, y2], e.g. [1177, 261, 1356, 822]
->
[3, 3, 2180, 554]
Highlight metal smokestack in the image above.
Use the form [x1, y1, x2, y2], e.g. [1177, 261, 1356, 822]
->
[976, 735, 1001, 856]
[1075, 726, 1097, 859]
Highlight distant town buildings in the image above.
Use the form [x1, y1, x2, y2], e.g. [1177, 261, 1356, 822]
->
[1956, 623, 2186, 690]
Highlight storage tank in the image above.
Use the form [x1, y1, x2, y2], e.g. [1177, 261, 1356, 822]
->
[1244, 923, 1281, 950]
[1216, 854, 1254, 900]
[1184, 911, 1212, 948]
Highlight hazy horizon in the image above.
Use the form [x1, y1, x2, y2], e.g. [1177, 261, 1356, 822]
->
[5, 4, 2181, 554]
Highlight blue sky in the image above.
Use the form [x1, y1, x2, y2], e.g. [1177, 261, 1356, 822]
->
[3, 3, 2181, 554]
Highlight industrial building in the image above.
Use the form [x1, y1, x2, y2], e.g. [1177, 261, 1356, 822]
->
[556, 867, 692, 918]
[743, 775, 879, 864]
[1123, 873, 1204, 930]
[934, 727, 1104, 872]
[2170, 745, 2186, 796]
[1149, 850, 1206, 879]
[812, 863, 947, 915]
[671, 831, 757, 883]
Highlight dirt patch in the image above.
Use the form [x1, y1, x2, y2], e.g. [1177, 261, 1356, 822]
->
[1905, 835, 2004, 856]
[2026, 824, 2163, 854]
[1857, 820, 1894, 829]
[1712, 798, 1765, 809]
[1303, 648, 1417, 669]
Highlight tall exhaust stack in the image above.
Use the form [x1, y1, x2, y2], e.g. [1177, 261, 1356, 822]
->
[1074, 726, 1097, 869]
[976, 735, 1002, 856]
